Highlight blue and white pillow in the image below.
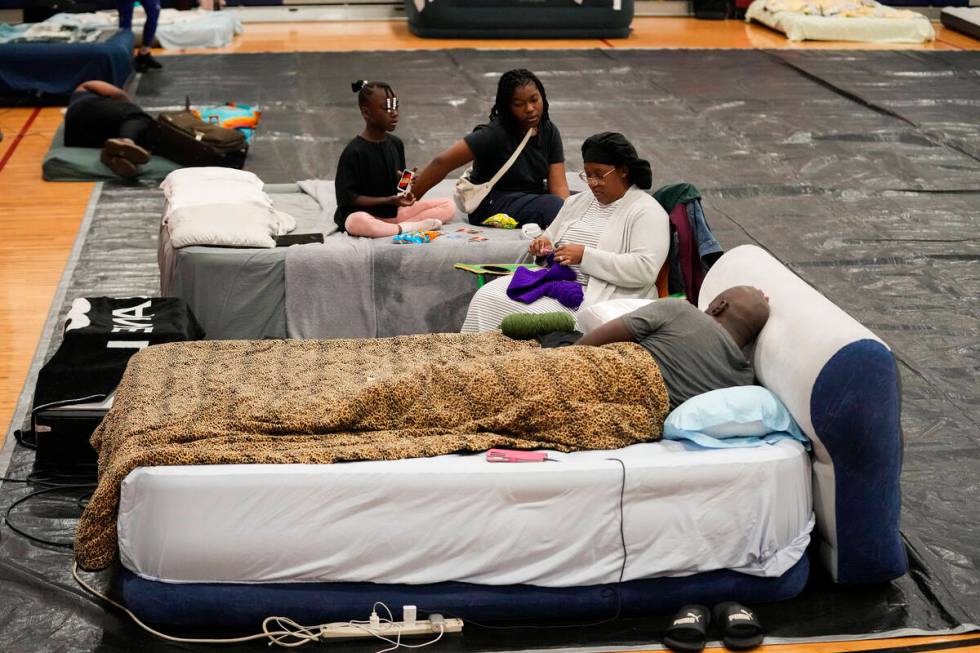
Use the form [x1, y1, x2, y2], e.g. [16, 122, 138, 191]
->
[663, 385, 810, 449]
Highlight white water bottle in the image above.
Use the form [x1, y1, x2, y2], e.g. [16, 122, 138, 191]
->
[521, 223, 542, 240]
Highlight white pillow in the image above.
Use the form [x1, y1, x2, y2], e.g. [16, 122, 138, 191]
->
[576, 298, 655, 334]
[167, 203, 295, 249]
[163, 183, 272, 223]
[159, 167, 262, 198]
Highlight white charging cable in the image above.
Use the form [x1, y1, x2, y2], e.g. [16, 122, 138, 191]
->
[73, 562, 447, 651]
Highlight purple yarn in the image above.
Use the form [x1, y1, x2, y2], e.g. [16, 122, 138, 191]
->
[506, 254, 584, 310]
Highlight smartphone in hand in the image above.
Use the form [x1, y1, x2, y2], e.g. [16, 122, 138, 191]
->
[396, 169, 416, 195]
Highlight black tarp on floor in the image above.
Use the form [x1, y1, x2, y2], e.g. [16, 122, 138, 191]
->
[1, 49, 978, 652]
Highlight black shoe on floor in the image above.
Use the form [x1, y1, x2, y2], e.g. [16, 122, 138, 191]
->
[103, 138, 151, 165]
[134, 52, 163, 72]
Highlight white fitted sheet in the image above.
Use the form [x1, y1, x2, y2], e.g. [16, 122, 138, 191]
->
[118, 440, 813, 587]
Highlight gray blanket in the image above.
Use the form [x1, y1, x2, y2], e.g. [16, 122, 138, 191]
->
[285, 179, 527, 338]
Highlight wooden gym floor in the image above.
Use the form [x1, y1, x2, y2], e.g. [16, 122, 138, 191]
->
[0, 16, 977, 652]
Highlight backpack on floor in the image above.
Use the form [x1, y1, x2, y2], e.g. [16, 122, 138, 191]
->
[149, 109, 249, 169]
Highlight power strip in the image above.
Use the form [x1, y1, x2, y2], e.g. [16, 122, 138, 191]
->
[319, 618, 464, 640]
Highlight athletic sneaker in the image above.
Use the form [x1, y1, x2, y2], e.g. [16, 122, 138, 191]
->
[134, 52, 163, 72]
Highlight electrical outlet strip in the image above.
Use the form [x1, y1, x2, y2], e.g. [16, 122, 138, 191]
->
[319, 618, 464, 640]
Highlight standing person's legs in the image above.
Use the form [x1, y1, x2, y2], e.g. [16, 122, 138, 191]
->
[395, 198, 455, 224]
[469, 190, 564, 228]
[119, 0, 163, 70]
[140, 0, 161, 55]
[116, 0, 134, 30]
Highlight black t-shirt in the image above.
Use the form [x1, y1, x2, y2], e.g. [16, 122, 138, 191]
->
[463, 119, 564, 194]
[334, 134, 406, 230]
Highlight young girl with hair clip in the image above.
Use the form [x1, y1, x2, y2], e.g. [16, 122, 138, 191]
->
[334, 80, 455, 238]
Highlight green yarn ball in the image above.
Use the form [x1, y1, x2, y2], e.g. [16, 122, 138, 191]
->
[500, 312, 576, 340]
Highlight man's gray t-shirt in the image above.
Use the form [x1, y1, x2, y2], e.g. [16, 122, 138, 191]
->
[622, 299, 754, 409]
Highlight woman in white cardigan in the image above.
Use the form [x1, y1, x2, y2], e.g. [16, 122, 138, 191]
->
[461, 132, 669, 333]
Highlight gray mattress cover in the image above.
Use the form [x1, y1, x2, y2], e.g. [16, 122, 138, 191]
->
[158, 183, 321, 340]
[158, 179, 577, 340]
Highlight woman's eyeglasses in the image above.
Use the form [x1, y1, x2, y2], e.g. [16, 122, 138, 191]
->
[577, 168, 616, 185]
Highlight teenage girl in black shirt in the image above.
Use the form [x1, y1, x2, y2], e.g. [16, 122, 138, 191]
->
[334, 81, 455, 237]
[411, 69, 569, 228]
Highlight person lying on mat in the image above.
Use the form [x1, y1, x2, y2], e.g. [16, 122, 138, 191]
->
[64, 81, 157, 179]
[461, 132, 669, 333]
[334, 80, 455, 238]
[410, 68, 570, 228]
[578, 286, 770, 409]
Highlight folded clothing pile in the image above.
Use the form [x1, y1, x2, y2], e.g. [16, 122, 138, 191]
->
[160, 168, 296, 249]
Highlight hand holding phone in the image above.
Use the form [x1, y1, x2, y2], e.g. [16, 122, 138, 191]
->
[396, 168, 416, 195]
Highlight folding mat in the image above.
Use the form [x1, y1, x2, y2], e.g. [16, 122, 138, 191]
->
[1, 49, 978, 653]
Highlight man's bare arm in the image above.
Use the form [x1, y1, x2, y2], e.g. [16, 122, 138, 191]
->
[576, 316, 635, 347]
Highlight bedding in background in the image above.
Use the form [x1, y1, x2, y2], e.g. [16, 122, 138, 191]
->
[746, 0, 935, 41]
[75, 332, 669, 569]
[47, 9, 243, 49]
[0, 22, 103, 44]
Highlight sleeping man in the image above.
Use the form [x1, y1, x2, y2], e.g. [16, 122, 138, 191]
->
[577, 286, 770, 409]
[75, 285, 767, 570]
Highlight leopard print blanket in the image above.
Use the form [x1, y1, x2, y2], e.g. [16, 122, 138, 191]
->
[74, 332, 669, 570]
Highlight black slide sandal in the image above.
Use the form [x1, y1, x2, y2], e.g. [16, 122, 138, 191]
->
[662, 604, 710, 653]
[713, 601, 765, 650]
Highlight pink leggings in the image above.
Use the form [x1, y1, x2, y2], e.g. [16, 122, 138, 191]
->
[344, 198, 456, 238]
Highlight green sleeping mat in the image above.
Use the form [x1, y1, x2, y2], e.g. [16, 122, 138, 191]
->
[42, 123, 182, 182]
